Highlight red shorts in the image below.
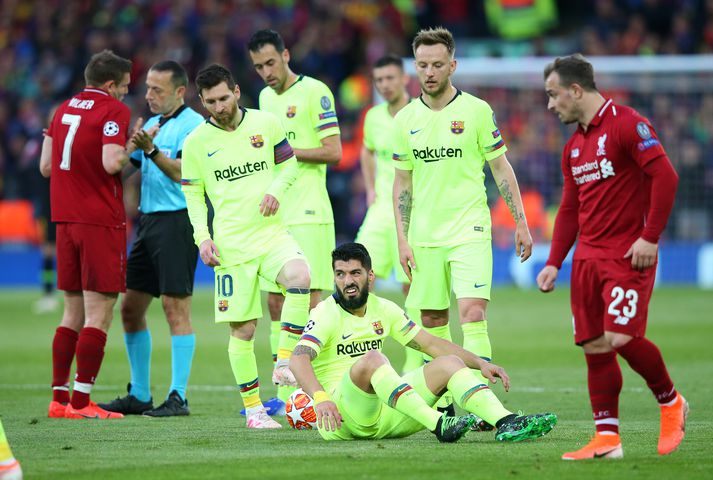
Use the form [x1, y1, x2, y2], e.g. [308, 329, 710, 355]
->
[56, 223, 126, 293]
[570, 258, 656, 345]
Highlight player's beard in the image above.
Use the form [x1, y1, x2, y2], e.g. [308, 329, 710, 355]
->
[213, 101, 239, 129]
[336, 279, 370, 310]
[421, 77, 449, 99]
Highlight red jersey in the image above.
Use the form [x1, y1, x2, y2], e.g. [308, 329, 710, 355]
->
[547, 99, 678, 267]
[48, 88, 131, 228]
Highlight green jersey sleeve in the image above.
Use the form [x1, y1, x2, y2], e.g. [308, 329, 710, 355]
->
[180, 131, 211, 247]
[383, 301, 421, 346]
[362, 108, 375, 152]
[265, 115, 298, 201]
[391, 113, 413, 171]
[478, 106, 507, 161]
[311, 82, 340, 141]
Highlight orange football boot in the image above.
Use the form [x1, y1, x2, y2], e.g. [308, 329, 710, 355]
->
[65, 401, 124, 419]
[658, 393, 688, 455]
[562, 433, 623, 460]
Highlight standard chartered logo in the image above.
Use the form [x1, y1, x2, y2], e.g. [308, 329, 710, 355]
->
[412, 146, 463, 163]
[214, 161, 268, 181]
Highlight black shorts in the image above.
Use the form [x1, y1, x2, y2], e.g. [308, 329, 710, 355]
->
[126, 209, 198, 297]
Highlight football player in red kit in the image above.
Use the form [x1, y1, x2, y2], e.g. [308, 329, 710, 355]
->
[40, 50, 141, 420]
[539, 54, 687, 460]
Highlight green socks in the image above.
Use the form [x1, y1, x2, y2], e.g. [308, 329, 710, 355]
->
[462, 320, 491, 385]
[228, 336, 262, 410]
[371, 363, 441, 431]
[448, 367, 511, 426]
[277, 289, 310, 360]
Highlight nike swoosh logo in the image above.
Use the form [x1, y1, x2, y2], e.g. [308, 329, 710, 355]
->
[410, 129, 421, 135]
[208, 149, 220, 157]
[593, 449, 617, 458]
[474, 283, 488, 288]
[341, 333, 353, 340]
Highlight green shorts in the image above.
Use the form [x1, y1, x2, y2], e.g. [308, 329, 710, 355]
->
[214, 230, 305, 323]
[318, 366, 438, 440]
[260, 223, 335, 293]
[406, 240, 492, 311]
[355, 205, 408, 283]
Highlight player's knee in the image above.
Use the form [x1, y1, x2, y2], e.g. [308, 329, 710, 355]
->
[581, 335, 613, 354]
[460, 305, 486, 324]
[357, 350, 389, 374]
[606, 332, 633, 350]
[421, 310, 448, 328]
[267, 293, 285, 318]
[283, 262, 311, 289]
[432, 355, 465, 375]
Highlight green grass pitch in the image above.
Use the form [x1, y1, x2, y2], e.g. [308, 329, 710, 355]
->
[0, 286, 710, 479]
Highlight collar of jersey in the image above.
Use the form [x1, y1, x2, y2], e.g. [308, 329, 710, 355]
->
[582, 98, 613, 131]
[419, 88, 461, 110]
[278, 74, 305, 95]
[158, 104, 187, 127]
[206, 106, 247, 131]
[83, 87, 109, 96]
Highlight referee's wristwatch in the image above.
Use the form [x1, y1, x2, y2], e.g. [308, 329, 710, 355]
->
[146, 146, 160, 160]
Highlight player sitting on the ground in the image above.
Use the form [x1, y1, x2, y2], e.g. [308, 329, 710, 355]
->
[290, 242, 557, 442]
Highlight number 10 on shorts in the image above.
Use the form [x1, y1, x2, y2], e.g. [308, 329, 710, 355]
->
[217, 274, 234, 297]
[608, 286, 638, 325]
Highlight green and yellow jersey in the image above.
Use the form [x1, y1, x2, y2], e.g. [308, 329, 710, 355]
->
[296, 294, 420, 393]
[392, 91, 507, 247]
[181, 107, 297, 266]
[259, 75, 339, 226]
[363, 102, 398, 219]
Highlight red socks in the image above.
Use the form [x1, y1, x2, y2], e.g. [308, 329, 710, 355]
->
[585, 351, 622, 435]
[70, 327, 107, 409]
[52, 327, 79, 403]
[615, 337, 677, 405]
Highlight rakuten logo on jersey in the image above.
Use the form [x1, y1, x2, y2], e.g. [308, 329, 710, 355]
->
[336, 339, 383, 357]
[412, 146, 463, 163]
[214, 161, 268, 182]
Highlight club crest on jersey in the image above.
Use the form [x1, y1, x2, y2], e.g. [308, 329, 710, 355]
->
[218, 300, 229, 312]
[596, 133, 607, 156]
[372, 321, 384, 335]
[451, 121, 464, 134]
[250, 135, 264, 148]
[571, 148, 580, 158]
[286, 105, 297, 118]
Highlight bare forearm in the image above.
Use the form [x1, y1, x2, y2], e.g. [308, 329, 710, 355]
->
[290, 348, 325, 396]
[419, 335, 488, 371]
[393, 170, 413, 242]
[360, 146, 376, 192]
[151, 153, 181, 183]
[490, 157, 526, 225]
[293, 147, 340, 165]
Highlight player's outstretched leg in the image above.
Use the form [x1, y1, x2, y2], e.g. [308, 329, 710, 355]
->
[445, 365, 557, 442]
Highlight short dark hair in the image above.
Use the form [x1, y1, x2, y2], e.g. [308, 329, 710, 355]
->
[195, 64, 236, 96]
[150, 60, 188, 89]
[84, 50, 132, 87]
[412, 27, 455, 58]
[332, 243, 372, 271]
[544, 54, 597, 92]
[374, 54, 404, 70]
[247, 29, 286, 53]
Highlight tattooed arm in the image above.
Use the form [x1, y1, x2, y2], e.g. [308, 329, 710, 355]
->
[489, 154, 533, 262]
[393, 168, 416, 280]
[289, 345, 322, 396]
[406, 330, 511, 391]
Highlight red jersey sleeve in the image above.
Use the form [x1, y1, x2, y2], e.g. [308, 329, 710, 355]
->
[618, 112, 666, 167]
[546, 145, 580, 268]
[101, 102, 131, 146]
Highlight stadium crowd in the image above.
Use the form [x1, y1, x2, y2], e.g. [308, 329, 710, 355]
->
[0, 0, 712, 244]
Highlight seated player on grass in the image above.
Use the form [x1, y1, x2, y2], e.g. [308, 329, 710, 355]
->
[290, 242, 557, 442]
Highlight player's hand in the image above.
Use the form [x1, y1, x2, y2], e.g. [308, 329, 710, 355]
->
[146, 124, 160, 138]
[624, 237, 658, 271]
[126, 117, 144, 153]
[315, 401, 342, 431]
[514, 221, 533, 262]
[398, 241, 416, 282]
[132, 130, 154, 153]
[536, 265, 558, 292]
[199, 239, 221, 267]
[259, 194, 280, 216]
[480, 362, 510, 392]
